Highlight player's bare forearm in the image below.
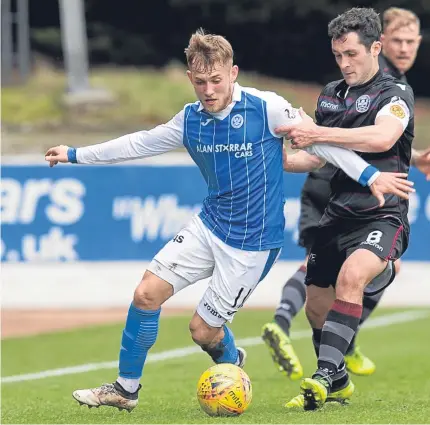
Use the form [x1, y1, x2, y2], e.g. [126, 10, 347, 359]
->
[275, 111, 404, 153]
[314, 119, 403, 153]
[283, 150, 324, 173]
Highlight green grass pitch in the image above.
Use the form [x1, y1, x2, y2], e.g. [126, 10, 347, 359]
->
[2, 308, 430, 424]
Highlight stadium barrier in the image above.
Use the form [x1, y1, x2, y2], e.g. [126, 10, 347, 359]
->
[2, 156, 429, 308]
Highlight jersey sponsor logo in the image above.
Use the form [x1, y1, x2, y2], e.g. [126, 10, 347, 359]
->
[390, 104, 406, 119]
[356, 95, 371, 113]
[231, 114, 244, 129]
[201, 118, 213, 126]
[320, 100, 339, 110]
[196, 142, 253, 158]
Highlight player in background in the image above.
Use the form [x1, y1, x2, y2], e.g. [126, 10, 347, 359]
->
[380, 7, 430, 174]
[261, 6, 430, 385]
[275, 7, 416, 410]
[45, 29, 413, 412]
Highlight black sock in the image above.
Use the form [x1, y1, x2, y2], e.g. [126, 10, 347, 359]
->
[346, 290, 384, 354]
[274, 266, 307, 336]
[330, 361, 349, 391]
[312, 328, 322, 357]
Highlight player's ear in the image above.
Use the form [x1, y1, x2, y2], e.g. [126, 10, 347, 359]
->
[231, 65, 239, 82]
[372, 41, 382, 57]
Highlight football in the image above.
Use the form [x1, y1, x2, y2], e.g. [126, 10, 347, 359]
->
[196, 363, 252, 417]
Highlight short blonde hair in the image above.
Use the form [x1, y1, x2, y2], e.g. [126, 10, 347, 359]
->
[383, 7, 420, 33]
[184, 28, 234, 73]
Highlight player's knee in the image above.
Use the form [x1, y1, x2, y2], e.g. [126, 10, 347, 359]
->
[133, 271, 172, 310]
[133, 285, 160, 310]
[336, 265, 365, 299]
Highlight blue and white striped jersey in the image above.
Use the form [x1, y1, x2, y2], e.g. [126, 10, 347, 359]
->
[76, 83, 377, 251]
[182, 85, 297, 250]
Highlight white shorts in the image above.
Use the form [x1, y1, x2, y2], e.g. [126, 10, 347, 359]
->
[148, 215, 281, 327]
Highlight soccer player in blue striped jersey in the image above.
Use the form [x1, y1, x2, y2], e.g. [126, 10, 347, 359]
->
[45, 29, 414, 412]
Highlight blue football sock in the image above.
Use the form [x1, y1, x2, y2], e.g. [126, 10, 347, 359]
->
[203, 325, 239, 364]
[118, 303, 161, 379]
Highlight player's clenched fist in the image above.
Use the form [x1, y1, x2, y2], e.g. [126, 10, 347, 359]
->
[45, 145, 70, 167]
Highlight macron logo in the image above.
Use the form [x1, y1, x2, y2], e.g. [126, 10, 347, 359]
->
[320, 100, 339, 110]
[202, 118, 213, 126]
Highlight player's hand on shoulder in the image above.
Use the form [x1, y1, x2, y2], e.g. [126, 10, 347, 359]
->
[45, 145, 70, 167]
[369, 172, 415, 207]
[275, 108, 319, 149]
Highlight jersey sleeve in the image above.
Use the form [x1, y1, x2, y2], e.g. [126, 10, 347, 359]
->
[306, 144, 380, 187]
[376, 96, 410, 130]
[375, 82, 414, 130]
[76, 109, 185, 164]
[265, 92, 302, 137]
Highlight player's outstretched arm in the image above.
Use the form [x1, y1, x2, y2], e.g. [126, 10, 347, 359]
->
[268, 101, 381, 181]
[276, 107, 382, 185]
[267, 95, 415, 205]
[411, 147, 430, 180]
[277, 111, 415, 207]
[275, 103, 409, 153]
[45, 110, 185, 166]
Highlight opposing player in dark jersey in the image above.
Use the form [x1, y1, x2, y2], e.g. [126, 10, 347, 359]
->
[261, 6, 430, 386]
[274, 7, 417, 410]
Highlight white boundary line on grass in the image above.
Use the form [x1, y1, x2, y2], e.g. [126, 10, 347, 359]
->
[2, 310, 428, 384]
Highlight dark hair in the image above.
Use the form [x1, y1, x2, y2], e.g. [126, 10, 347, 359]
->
[328, 7, 381, 49]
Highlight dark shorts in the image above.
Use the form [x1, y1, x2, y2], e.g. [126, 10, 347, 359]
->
[305, 217, 408, 288]
[298, 178, 332, 252]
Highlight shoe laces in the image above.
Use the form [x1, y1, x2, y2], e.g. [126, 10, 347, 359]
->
[98, 383, 118, 394]
[313, 368, 333, 390]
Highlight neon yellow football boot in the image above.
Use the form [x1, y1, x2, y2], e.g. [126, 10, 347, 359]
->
[285, 379, 355, 409]
[261, 322, 303, 380]
[300, 377, 329, 411]
[327, 379, 355, 404]
[344, 346, 376, 376]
